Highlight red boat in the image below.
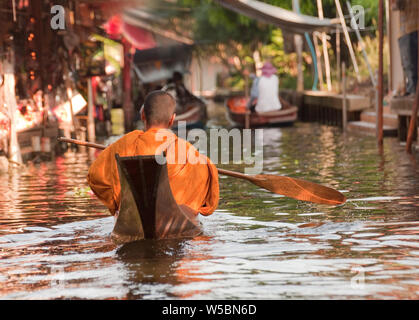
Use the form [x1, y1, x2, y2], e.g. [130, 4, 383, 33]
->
[226, 96, 298, 127]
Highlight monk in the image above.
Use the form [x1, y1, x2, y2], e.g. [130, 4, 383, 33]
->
[87, 90, 219, 217]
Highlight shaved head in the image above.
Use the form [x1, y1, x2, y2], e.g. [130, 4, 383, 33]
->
[142, 90, 176, 127]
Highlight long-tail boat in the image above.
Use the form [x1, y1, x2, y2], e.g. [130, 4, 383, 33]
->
[226, 95, 298, 127]
[111, 153, 202, 244]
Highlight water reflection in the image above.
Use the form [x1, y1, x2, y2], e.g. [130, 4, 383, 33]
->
[0, 102, 418, 299]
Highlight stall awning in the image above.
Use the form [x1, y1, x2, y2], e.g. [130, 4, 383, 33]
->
[104, 14, 156, 50]
[122, 8, 194, 45]
[213, 0, 338, 34]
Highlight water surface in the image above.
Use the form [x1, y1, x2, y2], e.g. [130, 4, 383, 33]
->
[0, 102, 418, 299]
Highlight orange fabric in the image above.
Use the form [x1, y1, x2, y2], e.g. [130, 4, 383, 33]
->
[228, 97, 248, 114]
[87, 128, 219, 216]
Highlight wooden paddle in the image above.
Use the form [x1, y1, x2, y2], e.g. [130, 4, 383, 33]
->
[58, 137, 346, 205]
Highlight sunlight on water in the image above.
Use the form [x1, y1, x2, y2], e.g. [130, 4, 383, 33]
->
[0, 102, 418, 299]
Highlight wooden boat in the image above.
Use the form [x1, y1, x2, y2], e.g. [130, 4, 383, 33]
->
[111, 153, 202, 244]
[226, 96, 298, 127]
[173, 97, 208, 130]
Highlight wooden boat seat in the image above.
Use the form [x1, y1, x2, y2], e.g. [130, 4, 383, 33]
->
[111, 154, 202, 243]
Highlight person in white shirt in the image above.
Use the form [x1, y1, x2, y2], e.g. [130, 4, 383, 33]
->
[255, 62, 282, 113]
[247, 74, 259, 111]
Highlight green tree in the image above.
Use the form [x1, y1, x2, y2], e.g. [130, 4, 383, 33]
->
[153, 0, 380, 89]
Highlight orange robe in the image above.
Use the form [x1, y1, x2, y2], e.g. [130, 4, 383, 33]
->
[87, 128, 219, 216]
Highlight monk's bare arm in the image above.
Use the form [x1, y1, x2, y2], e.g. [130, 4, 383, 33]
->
[87, 147, 118, 214]
[86, 131, 143, 214]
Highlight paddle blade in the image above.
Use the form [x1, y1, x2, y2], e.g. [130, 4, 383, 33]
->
[250, 175, 346, 205]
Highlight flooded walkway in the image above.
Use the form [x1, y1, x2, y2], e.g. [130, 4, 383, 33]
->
[0, 102, 418, 299]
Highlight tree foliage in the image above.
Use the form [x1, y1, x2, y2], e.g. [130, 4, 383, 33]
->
[154, 0, 380, 89]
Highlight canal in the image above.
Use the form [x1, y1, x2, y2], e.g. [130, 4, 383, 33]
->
[0, 102, 418, 299]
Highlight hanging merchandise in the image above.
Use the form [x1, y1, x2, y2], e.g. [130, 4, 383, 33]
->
[78, 40, 106, 77]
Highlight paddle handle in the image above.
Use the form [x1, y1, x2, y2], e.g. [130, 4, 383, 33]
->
[57, 137, 345, 205]
[57, 137, 247, 180]
[58, 137, 106, 150]
[217, 168, 251, 180]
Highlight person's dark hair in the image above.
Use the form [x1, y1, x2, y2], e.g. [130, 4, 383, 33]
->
[142, 90, 176, 126]
[172, 71, 183, 83]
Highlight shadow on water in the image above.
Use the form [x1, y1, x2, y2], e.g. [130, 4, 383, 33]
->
[116, 239, 187, 285]
[115, 236, 216, 299]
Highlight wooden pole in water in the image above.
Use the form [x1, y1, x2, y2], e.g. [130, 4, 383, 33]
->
[336, 19, 341, 92]
[122, 40, 134, 133]
[385, 0, 392, 95]
[313, 32, 325, 91]
[342, 62, 347, 131]
[377, 0, 384, 146]
[87, 77, 95, 143]
[293, 0, 304, 92]
[317, 0, 332, 91]
[335, 0, 361, 82]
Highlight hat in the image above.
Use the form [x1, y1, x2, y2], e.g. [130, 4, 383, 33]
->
[261, 62, 277, 77]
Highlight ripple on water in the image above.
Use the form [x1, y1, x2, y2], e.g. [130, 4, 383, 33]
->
[0, 120, 419, 299]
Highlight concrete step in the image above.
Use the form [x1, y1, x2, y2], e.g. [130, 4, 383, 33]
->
[360, 111, 399, 127]
[347, 121, 398, 137]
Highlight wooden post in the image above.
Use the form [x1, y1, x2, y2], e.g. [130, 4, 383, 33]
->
[342, 62, 347, 131]
[245, 111, 250, 129]
[295, 34, 304, 92]
[122, 40, 134, 133]
[336, 21, 341, 92]
[335, 0, 361, 82]
[385, 0, 392, 94]
[11, 0, 16, 22]
[317, 0, 332, 91]
[292, 0, 304, 92]
[313, 33, 325, 91]
[377, 0, 384, 145]
[87, 77, 95, 143]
